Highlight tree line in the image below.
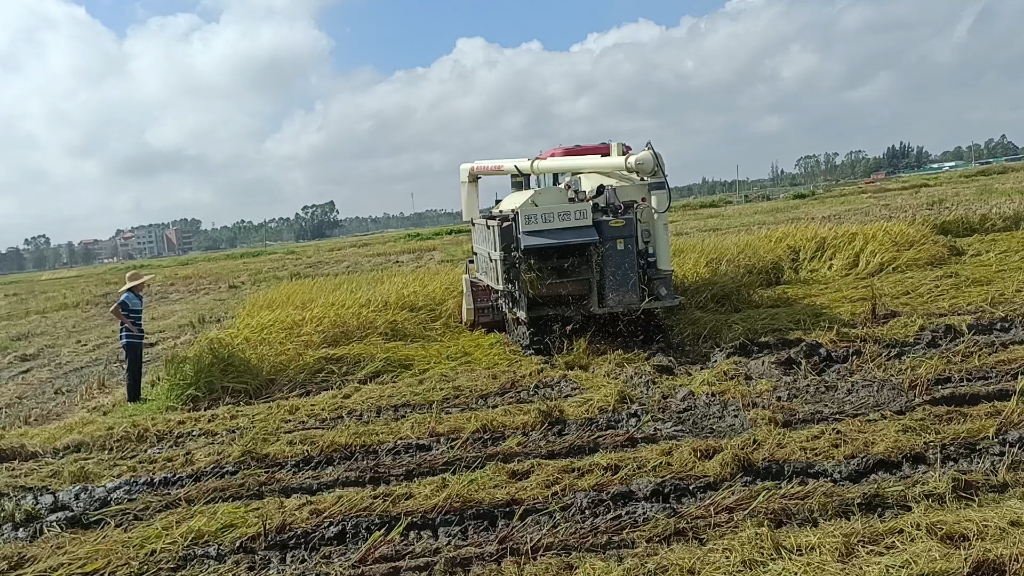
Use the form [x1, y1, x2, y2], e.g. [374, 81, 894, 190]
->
[4, 133, 1020, 274]
[186, 203, 465, 251]
[672, 133, 1020, 198]
[1, 203, 465, 274]
[0, 234, 107, 275]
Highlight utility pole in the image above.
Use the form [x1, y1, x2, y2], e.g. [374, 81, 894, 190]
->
[411, 193, 416, 213]
[263, 219, 267, 250]
[971, 140, 976, 164]
[736, 165, 740, 203]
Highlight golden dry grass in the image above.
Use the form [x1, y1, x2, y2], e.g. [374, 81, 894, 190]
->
[155, 266, 534, 406]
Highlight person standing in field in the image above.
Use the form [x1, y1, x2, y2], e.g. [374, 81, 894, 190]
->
[109, 270, 154, 404]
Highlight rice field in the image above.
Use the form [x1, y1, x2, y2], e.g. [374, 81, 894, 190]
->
[2, 164, 1024, 575]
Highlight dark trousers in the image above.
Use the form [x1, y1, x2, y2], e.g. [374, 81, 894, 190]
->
[123, 342, 144, 403]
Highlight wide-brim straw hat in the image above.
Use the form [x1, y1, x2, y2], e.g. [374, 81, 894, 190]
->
[119, 270, 155, 293]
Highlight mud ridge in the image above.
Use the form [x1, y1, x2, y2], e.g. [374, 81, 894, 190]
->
[277, 378, 585, 435]
[124, 378, 588, 451]
[710, 317, 1024, 366]
[0, 380, 584, 469]
[890, 317, 1024, 358]
[182, 431, 1024, 575]
[6, 359, 1021, 542]
[728, 332, 1023, 427]
[761, 373, 1022, 428]
[0, 394, 747, 543]
[0, 466, 238, 543]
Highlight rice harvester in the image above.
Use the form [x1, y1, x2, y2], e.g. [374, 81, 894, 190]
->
[459, 141, 680, 351]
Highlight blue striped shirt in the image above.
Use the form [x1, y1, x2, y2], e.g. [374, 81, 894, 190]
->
[117, 291, 145, 345]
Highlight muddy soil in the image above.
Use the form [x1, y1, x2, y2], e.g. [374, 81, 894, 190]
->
[716, 319, 1024, 427]
[0, 379, 584, 469]
[4, 319, 1020, 545]
[711, 317, 1024, 364]
[0, 392, 747, 543]
[288, 377, 583, 433]
[0, 466, 238, 543]
[890, 317, 1024, 357]
[0, 442, 44, 465]
[181, 431, 1024, 575]
[743, 343, 1023, 426]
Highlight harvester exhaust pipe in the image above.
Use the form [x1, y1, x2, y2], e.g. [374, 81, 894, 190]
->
[459, 147, 664, 222]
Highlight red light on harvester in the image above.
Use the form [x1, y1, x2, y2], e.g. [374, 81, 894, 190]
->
[538, 143, 632, 159]
[641, 197, 647, 203]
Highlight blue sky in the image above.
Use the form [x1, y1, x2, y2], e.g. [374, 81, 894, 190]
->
[9, 0, 1021, 244]
[75, 0, 726, 72]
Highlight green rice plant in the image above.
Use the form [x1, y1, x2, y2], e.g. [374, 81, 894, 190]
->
[155, 265, 528, 407]
[401, 226, 470, 241]
[924, 201, 1024, 238]
[954, 162, 1024, 180]
[0, 498, 41, 526]
[674, 195, 734, 212]
[787, 189, 817, 199]
[670, 221, 953, 313]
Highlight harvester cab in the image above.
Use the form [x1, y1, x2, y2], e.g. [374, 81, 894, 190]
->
[460, 141, 680, 352]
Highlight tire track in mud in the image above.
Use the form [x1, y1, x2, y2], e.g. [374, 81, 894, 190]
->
[4, 362, 1020, 545]
[727, 318, 1024, 428]
[0, 394, 747, 543]
[182, 431, 1024, 575]
[890, 317, 1024, 358]
[3, 319, 1021, 544]
[746, 349, 1023, 427]
[213, 378, 586, 440]
[714, 317, 1024, 364]
[0, 379, 584, 467]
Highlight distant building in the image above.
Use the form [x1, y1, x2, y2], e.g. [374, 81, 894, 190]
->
[132, 226, 164, 258]
[114, 227, 168, 260]
[163, 227, 194, 256]
[927, 161, 968, 169]
[77, 239, 117, 264]
[116, 232, 138, 260]
[60, 243, 74, 266]
[97, 239, 118, 262]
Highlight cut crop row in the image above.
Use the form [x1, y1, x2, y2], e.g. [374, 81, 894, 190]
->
[182, 431, 1024, 575]
[4, 346, 1021, 541]
[6, 395, 1024, 576]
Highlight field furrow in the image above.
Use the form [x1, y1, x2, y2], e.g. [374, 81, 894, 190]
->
[3, 325, 1022, 545]
[181, 432, 1024, 575]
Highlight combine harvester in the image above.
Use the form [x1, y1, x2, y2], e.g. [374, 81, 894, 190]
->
[460, 142, 681, 352]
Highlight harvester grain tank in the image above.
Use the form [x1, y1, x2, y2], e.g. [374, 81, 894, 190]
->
[459, 142, 680, 351]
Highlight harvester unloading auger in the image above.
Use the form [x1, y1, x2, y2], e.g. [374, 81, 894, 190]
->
[460, 142, 680, 352]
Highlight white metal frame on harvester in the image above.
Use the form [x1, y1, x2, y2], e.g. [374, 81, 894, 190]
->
[459, 143, 673, 272]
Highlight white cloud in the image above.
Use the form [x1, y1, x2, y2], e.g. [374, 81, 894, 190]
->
[0, 0, 1021, 246]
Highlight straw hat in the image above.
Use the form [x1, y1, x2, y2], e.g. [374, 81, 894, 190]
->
[119, 270, 155, 293]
